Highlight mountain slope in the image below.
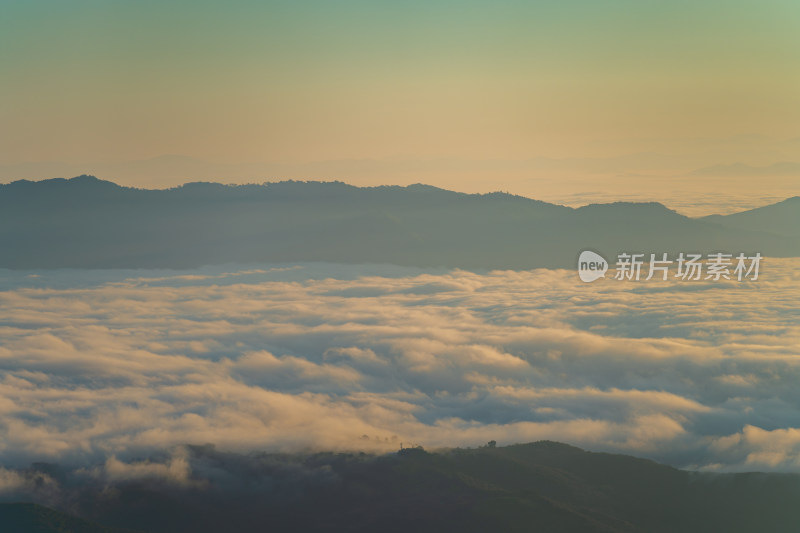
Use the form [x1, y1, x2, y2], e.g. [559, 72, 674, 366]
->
[703, 196, 800, 237]
[0, 503, 136, 533]
[7, 442, 800, 533]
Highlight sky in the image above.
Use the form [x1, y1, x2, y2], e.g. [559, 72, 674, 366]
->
[1, 0, 798, 213]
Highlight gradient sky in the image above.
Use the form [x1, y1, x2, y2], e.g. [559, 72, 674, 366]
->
[1, 0, 798, 206]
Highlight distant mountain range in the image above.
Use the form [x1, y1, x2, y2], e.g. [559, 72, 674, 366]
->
[5, 441, 800, 533]
[0, 176, 797, 269]
[689, 161, 800, 177]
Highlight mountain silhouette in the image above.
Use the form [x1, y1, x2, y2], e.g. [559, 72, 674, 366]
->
[689, 161, 800, 177]
[0, 503, 136, 533]
[703, 196, 800, 238]
[5, 441, 800, 532]
[0, 176, 796, 269]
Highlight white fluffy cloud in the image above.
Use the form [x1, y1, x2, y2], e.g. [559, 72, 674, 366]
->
[0, 260, 798, 472]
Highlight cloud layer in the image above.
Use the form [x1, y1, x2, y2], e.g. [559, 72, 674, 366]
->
[1, 261, 799, 474]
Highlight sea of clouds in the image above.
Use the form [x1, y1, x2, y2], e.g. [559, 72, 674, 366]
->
[1, 260, 799, 495]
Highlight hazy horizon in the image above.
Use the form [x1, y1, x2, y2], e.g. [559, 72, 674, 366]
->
[3, 1, 800, 216]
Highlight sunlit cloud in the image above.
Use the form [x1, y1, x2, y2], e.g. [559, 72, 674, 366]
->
[0, 261, 798, 472]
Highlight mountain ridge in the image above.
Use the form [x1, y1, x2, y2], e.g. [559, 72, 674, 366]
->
[0, 176, 796, 270]
[5, 440, 800, 533]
